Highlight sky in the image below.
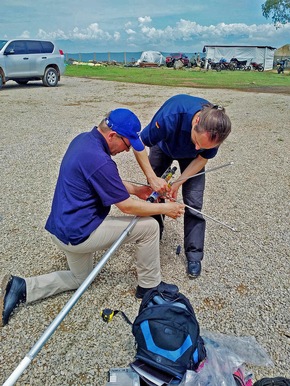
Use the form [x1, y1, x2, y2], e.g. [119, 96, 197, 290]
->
[1, 0, 289, 54]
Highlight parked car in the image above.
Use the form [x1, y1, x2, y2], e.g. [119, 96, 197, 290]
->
[0, 39, 65, 89]
[166, 52, 189, 67]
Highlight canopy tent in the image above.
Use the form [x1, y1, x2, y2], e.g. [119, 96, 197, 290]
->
[136, 51, 166, 66]
[202, 45, 276, 70]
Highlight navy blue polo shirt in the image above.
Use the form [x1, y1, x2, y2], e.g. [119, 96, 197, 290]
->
[140, 94, 218, 159]
[45, 128, 130, 245]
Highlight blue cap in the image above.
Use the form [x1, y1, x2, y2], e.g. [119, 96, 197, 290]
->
[105, 108, 144, 151]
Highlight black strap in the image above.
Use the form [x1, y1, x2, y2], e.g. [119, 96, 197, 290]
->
[114, 310, 132, 326]
[101, 308, 132, 325]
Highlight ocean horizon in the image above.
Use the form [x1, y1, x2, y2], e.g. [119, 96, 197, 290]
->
[65, 51, 203, 63]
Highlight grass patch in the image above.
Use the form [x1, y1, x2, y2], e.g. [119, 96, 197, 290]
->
[64, 64, 290, 91]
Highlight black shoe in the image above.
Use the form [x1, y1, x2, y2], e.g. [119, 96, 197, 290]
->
[135, 280, 164, 300]
[1, 275, 26, 326]
[135, 281, 179, 300]
[135, 284, 157, 300]
[188, 261, 202, 278]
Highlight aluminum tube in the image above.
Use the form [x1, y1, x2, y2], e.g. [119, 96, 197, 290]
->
[3, 216, 139, 386]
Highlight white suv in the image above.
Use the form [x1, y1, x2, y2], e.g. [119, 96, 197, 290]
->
[0, 39, 65, 88]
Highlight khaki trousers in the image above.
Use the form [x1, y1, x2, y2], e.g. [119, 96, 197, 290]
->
[25, 216, 161, 303]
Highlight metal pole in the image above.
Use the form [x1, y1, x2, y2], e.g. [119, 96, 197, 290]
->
[176, 200, 237, 232]
[124, 162, 234, 187]
[171, 162, 233, 185]
[3, 216, 139, 386]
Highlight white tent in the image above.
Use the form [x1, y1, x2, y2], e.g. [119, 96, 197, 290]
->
[136, 51, 165, 66]
[202, 45, 276, 70]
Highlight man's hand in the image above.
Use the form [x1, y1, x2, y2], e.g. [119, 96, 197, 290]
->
[162, 202, 185, 219]
[148, 175, 171, 195]
[164, 181, 181, 201]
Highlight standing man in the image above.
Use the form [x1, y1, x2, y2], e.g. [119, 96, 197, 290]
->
[1, 108, 184, 326]
[135, 94, 232, 279]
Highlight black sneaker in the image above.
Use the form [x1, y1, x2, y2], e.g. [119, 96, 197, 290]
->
[1, 275, 26, 326]
[135, 281, 179, 300]
[187, 261, 202, 278]
[135, 281, 165, 300]
[135, 285, 155, 300]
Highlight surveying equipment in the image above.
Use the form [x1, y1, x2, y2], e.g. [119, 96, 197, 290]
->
[146, 166, 177, 203]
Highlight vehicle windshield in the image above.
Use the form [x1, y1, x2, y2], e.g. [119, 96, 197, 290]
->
[0, 40, 8, 50]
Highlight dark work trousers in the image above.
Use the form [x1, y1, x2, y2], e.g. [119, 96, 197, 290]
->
[149, 144, 206, 263]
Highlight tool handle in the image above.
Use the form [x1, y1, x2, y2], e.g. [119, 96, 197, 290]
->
[146, 166, 177, 203]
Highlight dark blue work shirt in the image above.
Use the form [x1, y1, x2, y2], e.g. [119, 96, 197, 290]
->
[45, 128, 130, 245]
[140, 94, 218, 159]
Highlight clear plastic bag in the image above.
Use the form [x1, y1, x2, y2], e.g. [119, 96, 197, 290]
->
[178, 331, 273, 386]
[201, 330, 274, 367]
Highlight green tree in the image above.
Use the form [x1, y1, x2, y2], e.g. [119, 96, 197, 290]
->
[262, 0, 290, 25]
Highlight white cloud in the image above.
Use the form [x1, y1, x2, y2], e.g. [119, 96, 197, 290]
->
[113, 32, 121, 41]
[138, 16, 152, 24]
[129, 18, 289, 48]
[10, 15, 289, 51]
[20, 30, 30, 38]
[37, 28, 67, 40]
[36, 23, 115, 41]
[126, 29, 136, 35]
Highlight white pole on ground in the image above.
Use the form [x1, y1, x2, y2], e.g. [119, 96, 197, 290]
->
[3, 216, 139, 386]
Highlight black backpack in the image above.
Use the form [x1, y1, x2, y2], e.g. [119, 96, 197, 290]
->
[131, 282, 206, 382]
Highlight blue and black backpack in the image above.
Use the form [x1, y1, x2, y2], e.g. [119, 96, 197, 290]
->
[131, 282, 206, 382]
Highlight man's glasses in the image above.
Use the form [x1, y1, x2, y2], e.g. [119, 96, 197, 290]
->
[118, 135, 131, 150]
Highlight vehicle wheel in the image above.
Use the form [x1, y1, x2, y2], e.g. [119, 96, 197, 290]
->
[16, 80, 29, 85]
[0, 73, 3, 89]
[229, 63, 236, 71]
[215, 65, 221, 72]
[245, 66, 251, 71]
[258, 66, 264, 72]
[43, 67, 58, 87]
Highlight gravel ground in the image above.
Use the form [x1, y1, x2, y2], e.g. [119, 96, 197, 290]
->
[0, 76, 289, 385]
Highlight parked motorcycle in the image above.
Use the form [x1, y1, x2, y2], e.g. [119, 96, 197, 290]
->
[207, 58, 221, 71]
[219, 58, 235, 71]
[276, 59, 286, 74]
[230, 58, 250, 71]
[250, 61, 264, 72]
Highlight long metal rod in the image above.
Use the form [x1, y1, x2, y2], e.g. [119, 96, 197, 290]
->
[3, 216, 139, 386]
[175, 200, 237, 232]
[171, 161, 234, 184]
[124, 161, 233, 187]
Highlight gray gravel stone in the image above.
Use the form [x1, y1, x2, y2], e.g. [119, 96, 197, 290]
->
[0, 77, 289, 385]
